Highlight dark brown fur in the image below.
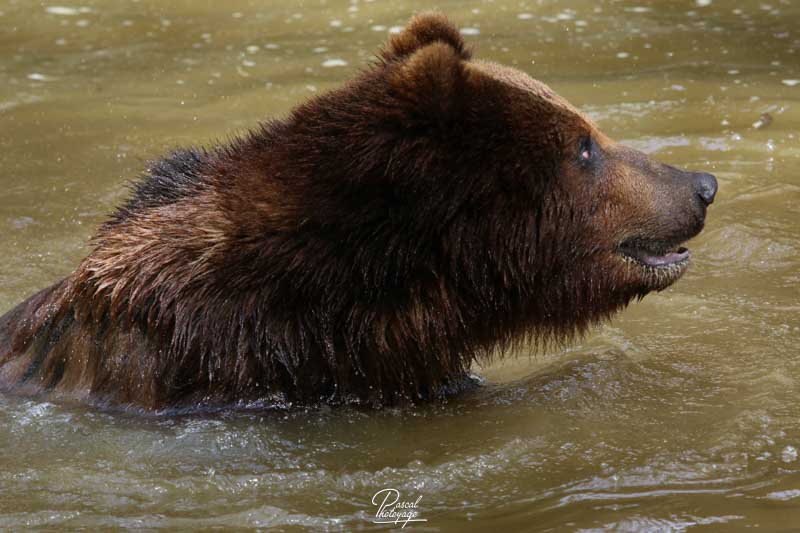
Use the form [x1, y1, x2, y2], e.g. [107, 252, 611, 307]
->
[0, 13, 715, 410]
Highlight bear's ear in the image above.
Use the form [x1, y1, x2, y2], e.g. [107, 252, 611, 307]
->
[386, 41, 468, 124]
[381, 12, 471, 62]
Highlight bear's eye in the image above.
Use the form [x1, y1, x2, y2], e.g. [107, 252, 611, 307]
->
[579, 136, 593, 162]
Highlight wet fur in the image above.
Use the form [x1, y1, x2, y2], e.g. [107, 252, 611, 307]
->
[0, 14, 694, 410]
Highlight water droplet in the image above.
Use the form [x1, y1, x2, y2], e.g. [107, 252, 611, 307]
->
[460, 27, 480, 35]
[781, 79, 799, 87]
[45, 6, 82, 16]
[28, 73, 55, 81]
[782, 445, 797, 462]
[321, 58, 348, 68]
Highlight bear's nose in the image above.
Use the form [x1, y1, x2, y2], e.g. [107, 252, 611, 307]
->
[693, 172, 718, 206]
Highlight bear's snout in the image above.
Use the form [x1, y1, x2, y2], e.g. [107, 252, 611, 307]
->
[650, 163, 715, 243]
[692, 171, 718, 206]
[594, 146, 717, 292]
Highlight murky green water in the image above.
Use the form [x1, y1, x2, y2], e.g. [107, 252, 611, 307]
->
[1, 0, 799, 530]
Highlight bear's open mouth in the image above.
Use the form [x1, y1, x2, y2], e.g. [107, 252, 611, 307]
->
[617, 238, 690, 268]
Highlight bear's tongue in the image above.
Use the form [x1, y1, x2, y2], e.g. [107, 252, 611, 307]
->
[639, 247, 690, 267]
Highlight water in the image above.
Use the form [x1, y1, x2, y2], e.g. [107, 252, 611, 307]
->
[1, 0, 798, 530]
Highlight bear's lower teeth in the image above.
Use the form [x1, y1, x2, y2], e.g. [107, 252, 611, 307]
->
[620, 252, 689, 267]
[620, 252, 690, 289]
[618, 244, 690, 268]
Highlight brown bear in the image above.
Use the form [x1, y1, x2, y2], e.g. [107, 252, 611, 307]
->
[0, 13, 717, 411]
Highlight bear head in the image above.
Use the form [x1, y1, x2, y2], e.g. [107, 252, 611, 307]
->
[275, 12, 718, 348]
